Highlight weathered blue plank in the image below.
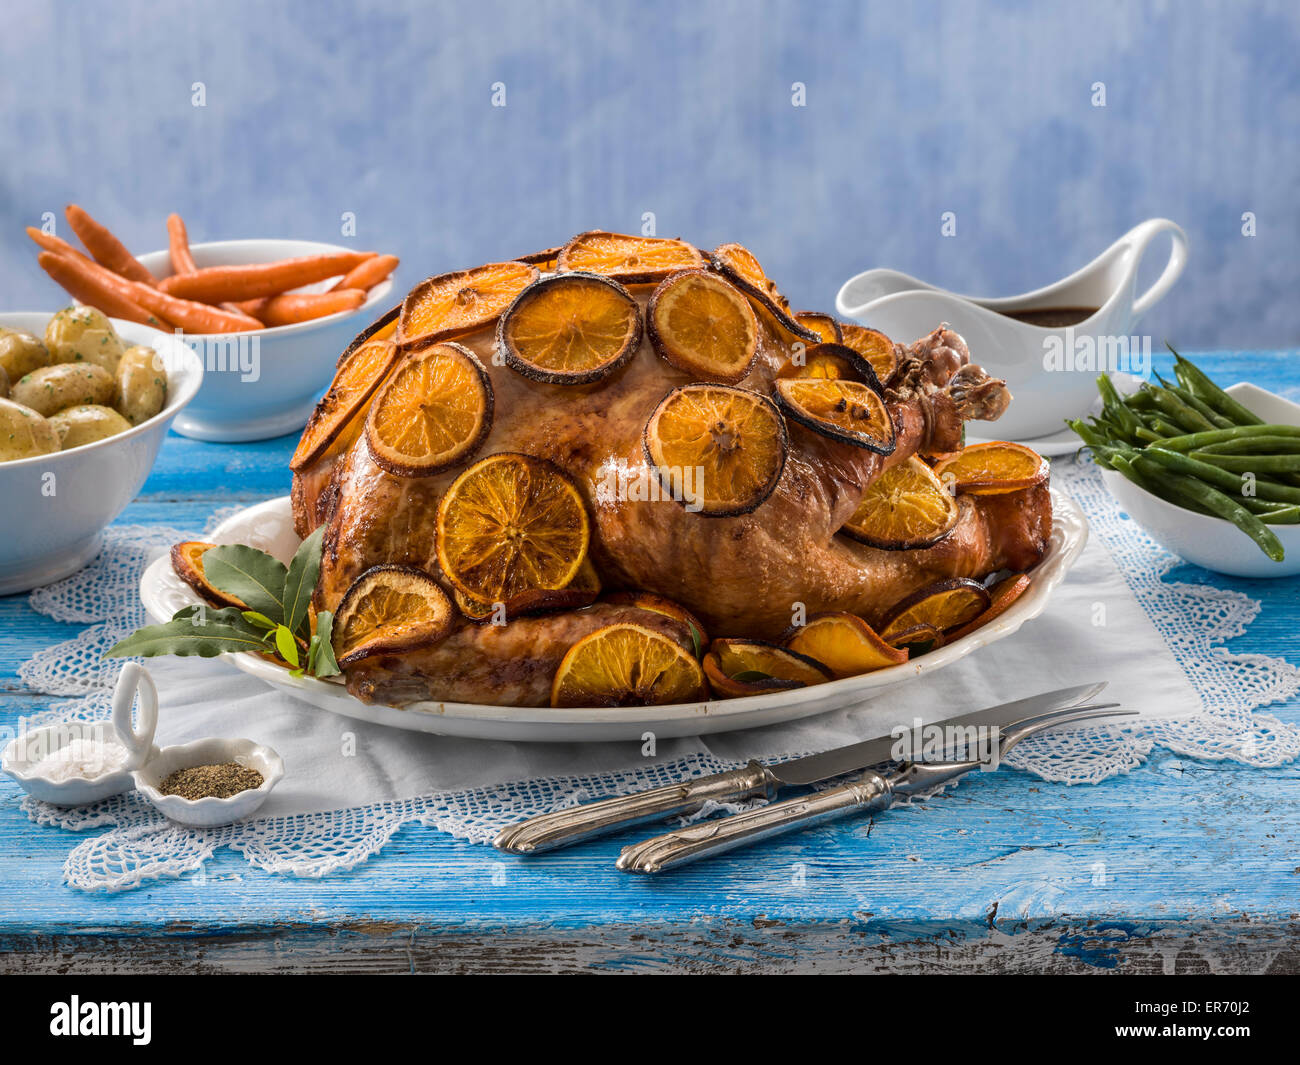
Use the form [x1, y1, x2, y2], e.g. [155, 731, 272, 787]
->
[0, 351, 1297, 972]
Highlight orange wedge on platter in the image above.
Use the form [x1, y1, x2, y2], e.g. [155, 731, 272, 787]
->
[364, 342, 494, 477]
[774, 376, 896, 454]
[792, 311, 842, 344]
[878, 578, 991, 644]
[840, 456, 960, 550]
[332, 565, 455, 667]
[399, 261, 539, 350]
[292, 337, 400, 472]
[497, 273, 642, 385]
[647, 269, 758, 383]
[556, 231, 706, 285]
[945, 573, 1033, 641]
[643, 384, 788, 517]
[170, 541, 246, 611]
[436, 452, 591, 605]
[932, 441, 1049, 495]
[782, 612, 906, 678]
[839, 324, 899, 383]
[709, 242, 818, 344]
[551, 622, 709, 707]
[883, 623, 946, 653]
[703, 638, 832, 697]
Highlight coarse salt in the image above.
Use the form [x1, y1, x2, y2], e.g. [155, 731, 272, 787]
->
[29, 738, 129, 782]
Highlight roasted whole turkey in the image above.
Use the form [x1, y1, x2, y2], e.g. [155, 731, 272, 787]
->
[286, 233, 1051, 708]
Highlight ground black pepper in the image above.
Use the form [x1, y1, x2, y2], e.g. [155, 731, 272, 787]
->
[159, 761, 264, 799]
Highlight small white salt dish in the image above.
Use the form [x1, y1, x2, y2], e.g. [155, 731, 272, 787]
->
[132, 737, 284, 828]
[1, 663, 158, 805]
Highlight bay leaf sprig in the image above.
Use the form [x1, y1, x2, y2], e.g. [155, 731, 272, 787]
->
[106, 526, 340, 679]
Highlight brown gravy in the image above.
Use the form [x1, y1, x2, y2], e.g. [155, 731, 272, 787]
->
[1001, 306, 1098, 328]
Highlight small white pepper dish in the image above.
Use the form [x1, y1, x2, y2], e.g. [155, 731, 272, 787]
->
[132, 737, 284, 827]
[1, 663, 158, 805]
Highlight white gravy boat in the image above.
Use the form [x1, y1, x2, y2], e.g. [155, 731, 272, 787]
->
[835, 218, 1188, 441]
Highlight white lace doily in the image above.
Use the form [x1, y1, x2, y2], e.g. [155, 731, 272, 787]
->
[11, 460, 1300, 892]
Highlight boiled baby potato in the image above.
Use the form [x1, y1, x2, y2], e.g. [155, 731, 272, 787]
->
[0, 397, 60, 462]
[50, 404, 132, 450]
[44, 305, 126, 373]
[0, 330, 52, 383]
[0, 364, 9, 399]
[11, 362, 115, 417]
[115, 345, 167, 425]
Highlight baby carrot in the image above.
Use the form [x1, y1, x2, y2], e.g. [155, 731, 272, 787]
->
[37, 251, 165, 328]
[329, 253, 397, 292]
[159, 252, 371, 303]
[238, 288, 366, 327]
[166, 213, 199, 274]
[129, 280, 263, 334]
[65, 204, 157, 285]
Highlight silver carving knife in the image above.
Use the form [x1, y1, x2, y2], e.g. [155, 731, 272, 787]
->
[616, 700, 1134, 874]
[493, 681, 1107, 855]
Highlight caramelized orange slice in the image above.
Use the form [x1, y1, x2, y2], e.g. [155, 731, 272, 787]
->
[932, 442, 1049, 495]
[457, 558, 602, 623]
[840, 324, 899, 383]
[643, 384, 788, 517]
[551, 622, 708, 707]
[337, 303, 400, 368]
[775, 342, 877, 384]
[703, 638, 832, 697]
[515, 245, 562, 269]
[365, 342, 493, 476]
[556, 231, 706, 284]
[710, 242, 818, 344]
[878, 578, 991, 643]
[782, 613, 906, 678]
[332, 565, 455, 667]
[647, 269, 758, 383]
[603, 591, 708, 652]
[292, 338, 400, 471]
[170, 541, 246, 611]
[946, 574, 1032, 641]
[774, 377, 896, 453]
[437, 452, 590, 605]
[883, 623, 946, 653]
[399, 261, 539, 349]
[840, 456, 960, 550]
[793, 312, 842, 344]
[498, 273, 642, 385]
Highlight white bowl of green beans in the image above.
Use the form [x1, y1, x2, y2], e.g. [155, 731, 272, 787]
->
[1071, 354, 1300, 578]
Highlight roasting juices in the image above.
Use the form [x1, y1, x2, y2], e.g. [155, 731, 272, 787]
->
[1000, 306, 1098, 328]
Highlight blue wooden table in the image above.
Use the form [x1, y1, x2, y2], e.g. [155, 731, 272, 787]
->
[1, 350, 1297, 974]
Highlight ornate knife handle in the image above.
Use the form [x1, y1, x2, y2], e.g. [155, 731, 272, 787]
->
[492, 761, 776, 855]
[616, 769, 894, 874]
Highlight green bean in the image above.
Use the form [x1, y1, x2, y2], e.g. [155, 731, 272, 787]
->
[1261, 506, 1300, 525]
[1149, 387, 1218, 433]
[1123, 389, 1156, 411]
[1143, 415, 1185, 438]
[1153, 425, 1300, 452]
[1170, 350, 1265, 426]
[1164, 384, 1234, 429]
[1097, 374, 1142, 439]
[1197, 436, 1300, 455]
[1140, 447, 1300, 504]
[1187, 451, 1300, 473]
[1133, 426, 1163, 444]
[1130, 454, 1284, 561]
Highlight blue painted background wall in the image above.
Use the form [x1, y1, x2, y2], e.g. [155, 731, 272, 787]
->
[2, 0, 1296, 348]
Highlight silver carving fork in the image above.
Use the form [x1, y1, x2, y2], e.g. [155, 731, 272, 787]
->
[615, 701, 1136, 874]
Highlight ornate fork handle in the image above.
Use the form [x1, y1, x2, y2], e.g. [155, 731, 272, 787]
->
[493, 761, 775, 855]
[616, 770, 894, 873]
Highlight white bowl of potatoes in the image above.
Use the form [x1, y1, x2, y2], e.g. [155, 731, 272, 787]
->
[0, 307, 203, 595]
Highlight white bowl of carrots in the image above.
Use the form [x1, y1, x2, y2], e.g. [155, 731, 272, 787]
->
[30, 206, 396, 443]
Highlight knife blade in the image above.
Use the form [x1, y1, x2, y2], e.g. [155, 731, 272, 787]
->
[492, 681, 1107, 855]
[766, 679, 1108, 786]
